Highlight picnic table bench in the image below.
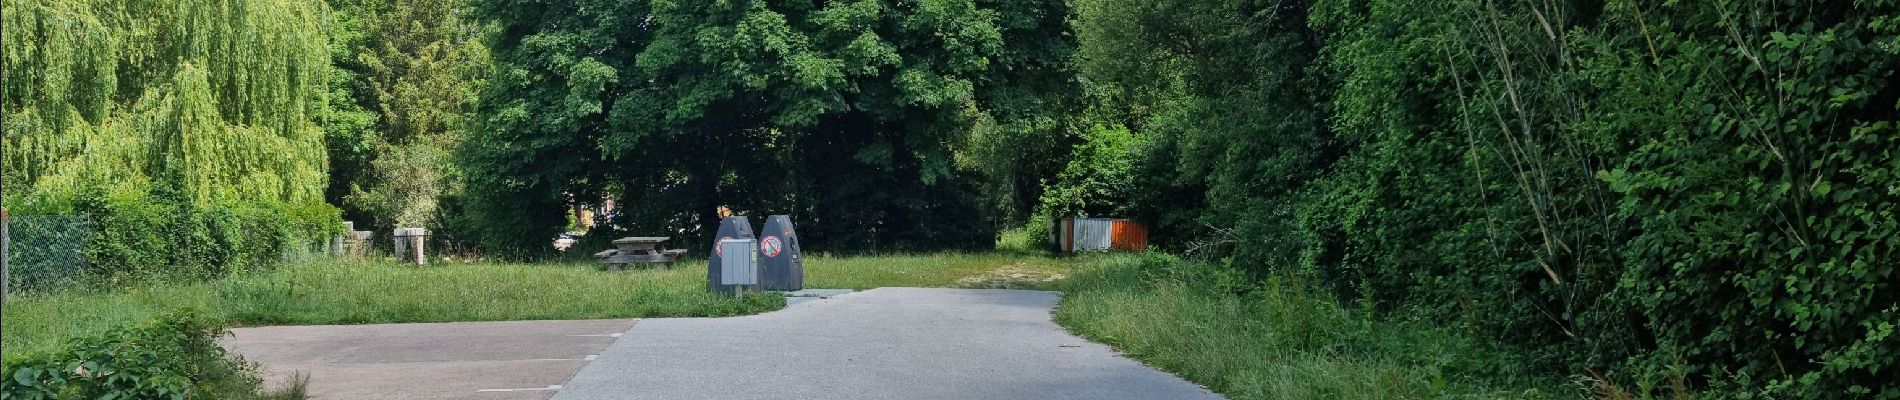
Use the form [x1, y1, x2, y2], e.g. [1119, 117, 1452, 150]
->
[594, 237, 687, 270]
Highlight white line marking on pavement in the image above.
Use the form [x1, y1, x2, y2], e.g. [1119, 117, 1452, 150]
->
[477, 385, 562, 392]
[565, 333, 623, 337]
[518, 354, 598, 362]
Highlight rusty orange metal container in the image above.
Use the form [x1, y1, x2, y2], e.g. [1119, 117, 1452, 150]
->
[1109, 220, 1148, 252]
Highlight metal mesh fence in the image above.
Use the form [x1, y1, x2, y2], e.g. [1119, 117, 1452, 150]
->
[4, 215, 94, 292]
[0, 215, 348, 293]
[0, 214, 488, 293]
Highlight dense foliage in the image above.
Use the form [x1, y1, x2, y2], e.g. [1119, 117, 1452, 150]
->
[458, 0, 1076, 255]
[1075, 0, 1900, 397]
[3, 0, 332, 209]
[78, 188, 339, 288]
[2, 0, 344, 283]
[6, 0, 1896, 397]
[0, 311, 272, 399]
[322, 0, 490, 232]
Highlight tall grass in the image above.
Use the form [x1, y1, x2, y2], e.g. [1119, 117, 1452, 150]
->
[1053, 254, 1583, 399]
[4, 252, 1075, 361]
[995, 224, 1046, 253]
[7, 250, 1592, 399]
[3, 259, 780, 360]
[803, 252, 1076, 289]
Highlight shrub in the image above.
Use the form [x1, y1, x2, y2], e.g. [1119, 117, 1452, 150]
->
[995, 223, 1047, 252]
[73, 185, 342, 288]
[1088, 0, 1900, 397]
[0, 310, 271, 399]
[1055, 254, 1573, 399]
[1037, 124, 1142, 220]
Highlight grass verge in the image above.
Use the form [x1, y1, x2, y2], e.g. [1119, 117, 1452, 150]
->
[3, 252, 1076, 360]
[3, 260, 781, 360]
[8, 250, 1592, 399]
[1052, 253, 1583, 399]
[805, 251, 1076, 289]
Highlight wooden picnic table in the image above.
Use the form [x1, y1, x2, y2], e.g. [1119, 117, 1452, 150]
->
[594, 236, 687, 270]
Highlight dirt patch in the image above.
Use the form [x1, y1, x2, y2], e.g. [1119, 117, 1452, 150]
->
[954, 263, 1067, 289]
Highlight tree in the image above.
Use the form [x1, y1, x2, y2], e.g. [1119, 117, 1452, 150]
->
[1077, 0, 1900, 395]
[1069, 0, 1332, 263]
[3, 0, 332, 210]
[3, 0, 343, 282]
[322, 0, 490, 231]
[461, 0, 1074, 255]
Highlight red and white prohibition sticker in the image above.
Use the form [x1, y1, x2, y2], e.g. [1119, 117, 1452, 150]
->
[716, 236, 734, 256]
[761, 236, 783, 257]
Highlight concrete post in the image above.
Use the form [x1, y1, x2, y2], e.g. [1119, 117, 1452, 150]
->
[411, 228, 426, 266]
[393, 228, 408, 260]
[349, 231, 373, 257]
[331, 221, 352, 257]
[393, 227, 426, 266]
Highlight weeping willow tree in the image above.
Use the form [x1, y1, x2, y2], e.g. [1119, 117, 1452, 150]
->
[2, 0, 332, 212]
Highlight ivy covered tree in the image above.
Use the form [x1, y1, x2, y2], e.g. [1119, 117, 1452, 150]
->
[460, 0, 1074, 255]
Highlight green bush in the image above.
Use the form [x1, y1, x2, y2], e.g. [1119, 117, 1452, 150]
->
[1299, 1, 1900, 397]
[1037, 124, 1142, 220]
[0, 310, 271, 399]
[1083, 0, 1900, 397]
[1055, 254, 1572, 399]
[74, 186, 341, 287]
[995, 223, 1047, 252]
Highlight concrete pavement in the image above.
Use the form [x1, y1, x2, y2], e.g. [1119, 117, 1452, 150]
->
[223, 288, 1222, 399]
[227, 319, 634, 400]
[553, 288, 1222, 400]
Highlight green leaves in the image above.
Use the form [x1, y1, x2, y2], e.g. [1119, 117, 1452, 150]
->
[3, 0, 332, 209]
[322, 0, 491, 233]
[895, 68, 976, 107]
[1086, 0, 1900, 397]
[0, 311, 265, 399]
[464, 0, 1072, 253]
[1039, 124, 1141, 219]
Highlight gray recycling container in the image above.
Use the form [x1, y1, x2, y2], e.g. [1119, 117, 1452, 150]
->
[707, 216, 756, 294]
[758, 215, 803, 291]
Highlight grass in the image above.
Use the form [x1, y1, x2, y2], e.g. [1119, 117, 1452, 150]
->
[6, 249, 1588, 399]
[805, 251, 1077, 289]
[2, 259, 781, 360]
[1052, 253, 1585, 399]
[2, 251, 1077, 361]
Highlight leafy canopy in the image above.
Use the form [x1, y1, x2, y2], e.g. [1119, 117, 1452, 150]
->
[2, 0, 332, 212]
[461, 0, 1073, 255]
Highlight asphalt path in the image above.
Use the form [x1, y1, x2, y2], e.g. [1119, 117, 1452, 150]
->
[227, 319, 633, 400]
[224, 288, 1222, 399]
[553, 287, 1221, 400]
